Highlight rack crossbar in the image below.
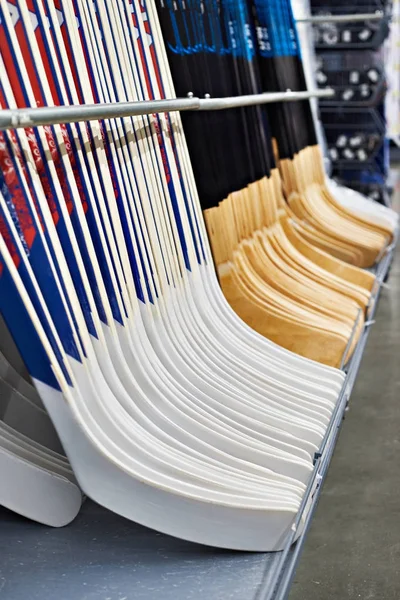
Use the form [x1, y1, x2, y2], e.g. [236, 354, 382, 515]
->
[297, 11, 384, 23]
[0, 89, 334, 130]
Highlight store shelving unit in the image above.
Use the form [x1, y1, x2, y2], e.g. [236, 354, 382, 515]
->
[0, 225, 396, 600]
[309, 1, 393, 205]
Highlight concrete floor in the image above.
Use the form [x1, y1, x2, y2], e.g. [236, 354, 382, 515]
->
[289, 176, 400, 600]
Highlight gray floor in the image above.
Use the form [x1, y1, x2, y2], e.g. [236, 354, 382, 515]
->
[290, 176, 400, 600]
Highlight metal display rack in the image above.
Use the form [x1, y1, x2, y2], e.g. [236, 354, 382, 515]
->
[0, 240, 395, 600]
[0, 93, 397, 600]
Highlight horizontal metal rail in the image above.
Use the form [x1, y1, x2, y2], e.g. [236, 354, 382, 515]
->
[197, 89, 334, 110]
[297, 11, 384, 23]
[0, 89, 334, 130]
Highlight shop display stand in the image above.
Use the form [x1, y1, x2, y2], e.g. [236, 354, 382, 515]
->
[0, 228, 396, 600]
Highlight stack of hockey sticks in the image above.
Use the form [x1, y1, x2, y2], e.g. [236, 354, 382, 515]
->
[0, 316, 82, 526]
[0, 0, 395, 549]
[251, 0, 398, 263]
[157, 0, 398, 366]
